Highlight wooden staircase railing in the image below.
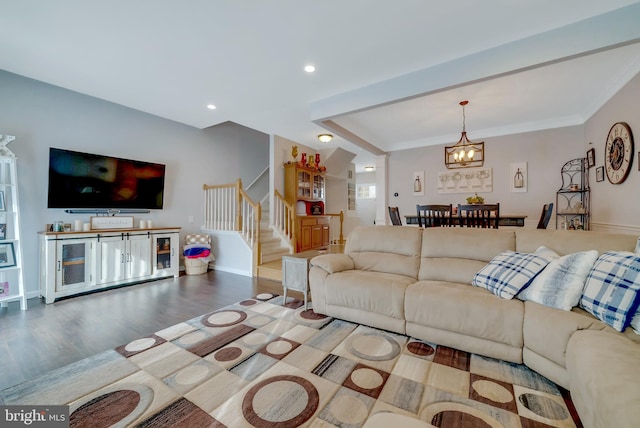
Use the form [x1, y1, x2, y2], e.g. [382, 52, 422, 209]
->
[203, 179, 261, 275]
[326, 211, 345, 245]
[273, 190, 296, 249]
[203, 181, 345, 275]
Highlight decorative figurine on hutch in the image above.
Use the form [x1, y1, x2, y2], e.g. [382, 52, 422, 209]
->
[308, 154, 315, 169]
[291, 145, 298, 163]
[300, 152, 307, 168]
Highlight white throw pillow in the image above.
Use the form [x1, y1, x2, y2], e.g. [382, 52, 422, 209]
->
[473, 250, 553, 300]
[518, 248, 598, 311]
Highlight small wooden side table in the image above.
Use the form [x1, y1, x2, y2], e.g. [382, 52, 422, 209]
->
[282, 254, 311, 310]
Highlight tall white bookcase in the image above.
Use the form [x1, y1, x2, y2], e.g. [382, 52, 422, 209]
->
[0, 134, 26, 310]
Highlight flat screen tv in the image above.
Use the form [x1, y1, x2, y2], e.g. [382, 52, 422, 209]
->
[48, 148, 166, 209]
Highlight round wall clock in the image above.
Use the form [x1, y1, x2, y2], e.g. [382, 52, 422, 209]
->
[604, 122, 634, 184]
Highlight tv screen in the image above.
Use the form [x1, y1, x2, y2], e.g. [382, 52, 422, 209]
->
[48, 148, 166, 209]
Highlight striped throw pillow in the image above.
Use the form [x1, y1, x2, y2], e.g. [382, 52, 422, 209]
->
[473, 251, 553, 300]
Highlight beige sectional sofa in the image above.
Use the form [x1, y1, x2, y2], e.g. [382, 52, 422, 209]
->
[309, 225, 640, 428]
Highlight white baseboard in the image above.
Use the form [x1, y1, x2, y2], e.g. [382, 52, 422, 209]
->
[26, 290, 41, 300]
[590, 222, 640, 235]
[210, 265, 252, 277]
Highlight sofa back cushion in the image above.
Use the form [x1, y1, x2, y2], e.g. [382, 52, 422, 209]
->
[346, 226, 422, 278]
[419, 228, 516, 283]
[515, 230, 637, 255]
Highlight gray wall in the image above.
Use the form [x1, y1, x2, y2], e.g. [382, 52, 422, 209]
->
[0, 70, 269, 296]
[585, 72, 640, 233]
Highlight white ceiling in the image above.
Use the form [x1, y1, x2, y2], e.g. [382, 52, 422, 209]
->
[2, 1, 640, 171]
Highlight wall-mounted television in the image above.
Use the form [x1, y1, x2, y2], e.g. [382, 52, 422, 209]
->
[48, 148, 166, 209]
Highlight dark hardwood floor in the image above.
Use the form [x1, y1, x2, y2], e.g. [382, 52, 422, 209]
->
[0, 270, 287, 391]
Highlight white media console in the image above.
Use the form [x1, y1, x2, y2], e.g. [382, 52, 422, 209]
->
[39, 227, 180, 303]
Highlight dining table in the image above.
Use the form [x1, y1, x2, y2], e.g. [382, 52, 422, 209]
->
[404, 213, 527, 227]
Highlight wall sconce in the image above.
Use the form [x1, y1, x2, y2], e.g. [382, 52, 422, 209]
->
[444, 100, 485, 169]
[317, 134, 333, 143]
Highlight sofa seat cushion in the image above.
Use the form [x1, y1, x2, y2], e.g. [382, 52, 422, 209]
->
[567, 330, 640, 428]
[325, 270, 415, 320]
[405, 280, 524, 348]
[523, 302, 613, 370]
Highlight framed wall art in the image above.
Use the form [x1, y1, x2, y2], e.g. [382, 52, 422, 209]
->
[0, 242, 16, 268]
[586, 148, 595, 168]
[437, 168, 492, 194]
[510, 162, 527, 193]
[413, 171, 424, 196]
[596, 166, 604, 182]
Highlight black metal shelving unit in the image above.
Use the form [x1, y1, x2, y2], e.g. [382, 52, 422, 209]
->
[556, 158, 590, 230]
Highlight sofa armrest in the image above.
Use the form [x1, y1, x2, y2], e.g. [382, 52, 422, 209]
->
[310, 254, 354, 274]
[567, 330, 640, 428]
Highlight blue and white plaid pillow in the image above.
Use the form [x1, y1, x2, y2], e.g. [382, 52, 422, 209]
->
[580, 251, 640, 332]
[473, 251, 553, 300]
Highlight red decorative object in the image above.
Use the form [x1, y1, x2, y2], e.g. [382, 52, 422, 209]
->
[315, 153, 320, 165]
[301, 153, 307, 165]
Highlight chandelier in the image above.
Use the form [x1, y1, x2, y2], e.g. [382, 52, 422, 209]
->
[444, 100, 485, 169]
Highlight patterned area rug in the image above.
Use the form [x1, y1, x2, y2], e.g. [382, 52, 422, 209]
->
[1, 294, 581, 427]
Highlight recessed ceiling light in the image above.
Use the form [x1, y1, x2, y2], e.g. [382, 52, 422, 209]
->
[304, 65, 316, 73]
[207, 104, 217, 110]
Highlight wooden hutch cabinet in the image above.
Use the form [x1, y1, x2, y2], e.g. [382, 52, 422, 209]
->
[284, 163, 330, 252]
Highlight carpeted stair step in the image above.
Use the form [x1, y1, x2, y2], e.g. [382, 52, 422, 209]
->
[261, 247, 290, 264]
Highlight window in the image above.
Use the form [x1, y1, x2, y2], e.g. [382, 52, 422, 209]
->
[357, 184, 376, 199]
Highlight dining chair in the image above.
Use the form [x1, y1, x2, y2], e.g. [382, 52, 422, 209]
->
[416, 204, 453, 227]
[388, 206, 402, 226]
[457, 203, 500, 228]
[536, 202, 554, 229]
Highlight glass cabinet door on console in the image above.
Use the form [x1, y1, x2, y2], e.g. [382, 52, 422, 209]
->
[55, 238, 96, 291]
[153, 233, 178, 276]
